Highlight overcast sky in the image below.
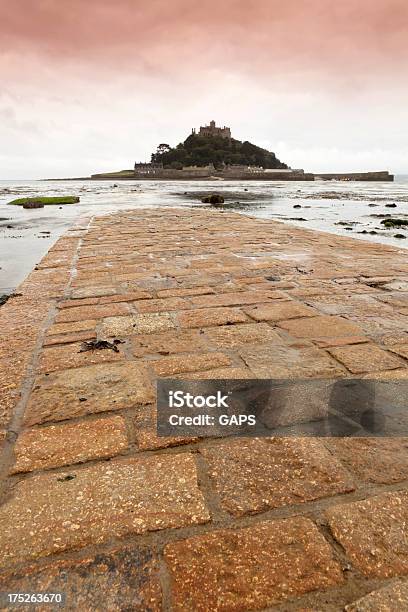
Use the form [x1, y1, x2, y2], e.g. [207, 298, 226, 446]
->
[0, 0, 407, 179]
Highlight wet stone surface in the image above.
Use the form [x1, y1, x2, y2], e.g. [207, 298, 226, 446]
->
[24, 361, 155, 425]
[177, 306, 248, 328]
[164, 517, 343, 611]
[327, 343, 405, 374]
[101, 312, 176, 337]
[0, 454, 209, 568]
[326, 490, 408, 578]
[0, 546, 162, 612]
[345, 579, 408, 611]
[324, 438, 408, 484]
[201, 438, 355, 516]
[1, 208, 408, 609]
[243, 300, 318, 322]
[11, 415, 129, 473]
[278, 314, 365, 339]
[239, 343, 345, 377]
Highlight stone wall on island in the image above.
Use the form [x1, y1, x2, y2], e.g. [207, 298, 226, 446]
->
[90, 168, 393, 182]
[315, 171, 394, 182]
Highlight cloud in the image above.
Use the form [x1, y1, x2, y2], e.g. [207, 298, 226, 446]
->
[1, 0, 407, 85]
[0, 0, 407, 178]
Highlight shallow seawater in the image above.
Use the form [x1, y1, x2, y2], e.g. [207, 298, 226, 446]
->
[1, 177, 407, 293]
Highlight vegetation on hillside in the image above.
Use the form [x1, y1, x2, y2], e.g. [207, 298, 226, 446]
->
[150, 134, 288, 170]
[8, 196, 80, 206]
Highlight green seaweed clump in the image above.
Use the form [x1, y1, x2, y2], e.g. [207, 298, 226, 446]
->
[8, 196, 80, 206]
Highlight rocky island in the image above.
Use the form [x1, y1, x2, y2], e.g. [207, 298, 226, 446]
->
[88, 121, 393, 182]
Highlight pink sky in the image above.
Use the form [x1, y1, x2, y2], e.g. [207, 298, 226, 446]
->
[1, 0, 407, 178]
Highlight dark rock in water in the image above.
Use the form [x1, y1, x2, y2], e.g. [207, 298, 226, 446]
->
[385, 203, 397, 207]
[112, 184, 118, 188]
[201, 194, 224, 204]
[368, 203, 378, 207]
[345, 227, 353, 231]
[335, 221, 358, 226]
[293, 204, 302, 208]
[381, 218, 408, 228]
[288, 217, 307, 221]
[394, 233, 406, 239]
[244, 188, 248, 191]
[369, 230, 378, 235]
[22, 200, 44, 209]
[358, 230, 368, 234]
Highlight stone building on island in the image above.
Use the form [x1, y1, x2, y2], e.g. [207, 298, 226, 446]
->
[192, 120, 231, 139]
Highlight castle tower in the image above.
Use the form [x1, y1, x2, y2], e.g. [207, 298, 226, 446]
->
[197, 120, 231, 139]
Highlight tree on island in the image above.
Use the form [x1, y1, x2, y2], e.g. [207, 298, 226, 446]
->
[151, 134, 288, 170]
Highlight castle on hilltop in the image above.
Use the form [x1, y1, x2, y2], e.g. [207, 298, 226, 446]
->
[192, 120, 231, 139]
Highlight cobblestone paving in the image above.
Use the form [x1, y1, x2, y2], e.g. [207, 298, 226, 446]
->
[0, 208, 408, 610]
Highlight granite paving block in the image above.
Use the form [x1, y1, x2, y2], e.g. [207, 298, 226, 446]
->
[43, 330, 97, 347]
[201, 438, 354, 516]
[101, 312, 176, 337]
[70, 286, 117, 299]
[188, 289, 287, 308]
[0, 454, 209, 568]
[157, 286, 215, 298]
[243, 301, 317, 322]
[204, 322, 282, 348]
[327, 490, 408, 577]
[46, 319, 97, 336]
[345, 580, 408, 611]
[240, 343, 345, 377]
[132, 329, 208, 357]
[24, 361, 154, 425]
[325, 438, 408, 484]
[149, 352, 232, 377]
[278, 315, 364, 338]
[134, 297, 190, 313]
[178, 307, 248, 328]
[39, 341, 124, 373]
[11, 415, 128, 473]
[55, 303, 130, 323]
[328, 344, 405, 374]
[164, 517, 343, 611]
[0, 547, 162, 612]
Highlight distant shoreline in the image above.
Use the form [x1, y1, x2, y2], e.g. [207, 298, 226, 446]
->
[46, 170, 394, 182]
